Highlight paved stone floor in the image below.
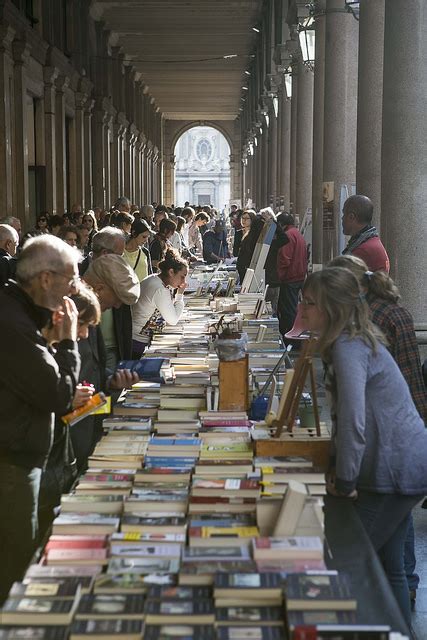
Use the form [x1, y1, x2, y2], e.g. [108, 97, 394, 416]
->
[411, 506, 427, 639]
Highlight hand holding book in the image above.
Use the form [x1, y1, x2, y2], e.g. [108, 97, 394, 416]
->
[108, 369, 140, 391]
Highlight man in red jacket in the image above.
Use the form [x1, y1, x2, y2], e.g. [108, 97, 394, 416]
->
[276, 213, 308, 339]
[342, 194, 390, 272]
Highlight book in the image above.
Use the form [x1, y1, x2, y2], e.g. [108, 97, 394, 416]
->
[254, 456, 313, 469]
[285, 573, 356, 611]
[117, 357, 168, 383]
[24, 565, 100, 580]
[51, 514, 120, 535]
[182, 546, 250, 563]
[178, 561, 257, 586]
[120, 515, 187, 534]
[110, 543, 181, 558]
[215, 606, 284, 626]
[9, 578, 88, 599]
[107, 557, 180, 575]
[111, 532, 186, 545]
[144, 599, 215, 624]
[61, 393, 107, 427]
[216, 627, 284, 640]
[0, 591, 80, 626]
[143, 625, 215, 640]
[0, 629, 69, 640]
[146, 585, 211, 600]
[44, 547, 108, 566]
[252, 536, 324, 561]
[45, 535, 108, 550]
[92, 575, 149, 595]
[213, 573, 283, 600]
[272, 480, 307, 536]
[70, 619, 144, 640]
[75, 594, 145, 619]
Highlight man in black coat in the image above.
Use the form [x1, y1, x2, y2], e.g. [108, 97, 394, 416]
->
[0, 235, 81, 602]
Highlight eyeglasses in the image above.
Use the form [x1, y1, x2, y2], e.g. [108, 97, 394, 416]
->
[48, 270, 81, 289]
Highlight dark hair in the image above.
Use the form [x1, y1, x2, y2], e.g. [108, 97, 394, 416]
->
[277, 212, 294, 227]
[72, 283, 101, 326]
[48, 215, 63, 231]
[182, 206, 195, 220]
[115, 212, 134, 229]
[175, 216, 186, 233]
[130, 218, 151, 237]
[343, 195, 373, 225]
[159, 218, 176, 235]
[158, 248, 188, 276]
[57, 225, 78, 240]
[195, 212, 209, 223]
[155, 205, 169, 214]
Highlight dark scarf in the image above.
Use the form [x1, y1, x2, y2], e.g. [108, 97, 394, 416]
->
[343, 225, 379, 255]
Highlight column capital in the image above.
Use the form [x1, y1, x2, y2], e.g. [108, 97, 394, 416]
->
[84, 97, 95, 114]
[55, 74, 70, 93]
[0, 24, 15, 54]
[75, 92, 88, 110]
[43, 65, 59, 86]
[12, 38, 31, 65]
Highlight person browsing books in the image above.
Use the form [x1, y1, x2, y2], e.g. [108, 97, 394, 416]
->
[0, 235, 81, 603]
[300, 267, 427, 626]
[131, 249, 188, 357]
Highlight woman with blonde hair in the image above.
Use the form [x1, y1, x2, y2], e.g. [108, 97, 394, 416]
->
[301, 266, 427, 625]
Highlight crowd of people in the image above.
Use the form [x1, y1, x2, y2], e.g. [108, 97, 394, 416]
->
[0, 193, 426, 629]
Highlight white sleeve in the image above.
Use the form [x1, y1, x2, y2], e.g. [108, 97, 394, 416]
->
[152, 287, 185, 326]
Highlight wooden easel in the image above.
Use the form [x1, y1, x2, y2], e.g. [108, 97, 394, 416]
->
[273, 338, 321, 437]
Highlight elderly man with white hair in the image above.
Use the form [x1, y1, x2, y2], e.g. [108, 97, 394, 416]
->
[0, 235, 81, 603]
[0, 223, 19, 286]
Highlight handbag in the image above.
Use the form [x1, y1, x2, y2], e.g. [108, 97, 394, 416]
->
[39, 421, 78, 508]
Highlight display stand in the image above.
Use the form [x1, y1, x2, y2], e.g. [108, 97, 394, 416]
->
[254, 340, 330, 470]
[218, 355, 249, 411]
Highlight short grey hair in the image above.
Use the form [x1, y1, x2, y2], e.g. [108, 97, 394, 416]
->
[16, 235, 78, 285]
[0, 224, 19, 246]
[141, 205, 154, 216]
[1, 216, 20, 227]
[91, 227, 125, 257]
[114, 196, 131, 210]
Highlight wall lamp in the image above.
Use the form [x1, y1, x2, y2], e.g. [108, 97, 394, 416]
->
[298, 16, 315, 69]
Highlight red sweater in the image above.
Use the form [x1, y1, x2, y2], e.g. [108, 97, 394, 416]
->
[352, 237, 390, 273]
[277, 226, 308, 283]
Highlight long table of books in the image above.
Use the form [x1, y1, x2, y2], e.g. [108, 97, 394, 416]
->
[0, 278, 410, 640]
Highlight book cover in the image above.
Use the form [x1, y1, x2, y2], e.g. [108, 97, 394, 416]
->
[70, 619, 144, 640]
[144, 625, 215, 640]
[144, 599, 214, 624]
[107, 557, 180, 575]
[253, 536, 323, 560]
[9, 578, 88, 600]
[76, 594, 144, 619]
[146, 585, 211, 600]
[216, 627, 284, 640]
[0, 629, 68, 640]
[45, 536, 108, 550]
[215, 606, 283, 624]
[285, 573, 357, 611]
[44, 547, 108, 565]
[110, 543, 181, 558]
[182, 547, 250, 562]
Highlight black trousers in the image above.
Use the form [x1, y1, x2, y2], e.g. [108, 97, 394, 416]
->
[0, 462, 41, 603]
[277, 280, 304, 338]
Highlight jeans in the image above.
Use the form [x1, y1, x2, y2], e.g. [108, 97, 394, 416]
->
[354, 491, 422, 626]
[277, 281, 304, 339]
[404, 513, 419, 592]
[0, 462, 41, 604]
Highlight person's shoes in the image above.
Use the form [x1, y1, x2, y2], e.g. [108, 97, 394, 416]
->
[410, 589, 416, 610]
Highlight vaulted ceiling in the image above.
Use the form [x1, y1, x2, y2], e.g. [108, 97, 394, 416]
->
[93, 0, 265, 120]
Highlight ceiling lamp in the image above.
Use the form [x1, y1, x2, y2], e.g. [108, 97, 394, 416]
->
[298, 16, 315, 69]
[273, 97, 279, 118]
[252, 27, 260, 33]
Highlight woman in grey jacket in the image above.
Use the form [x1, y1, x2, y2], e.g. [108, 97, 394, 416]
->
[300, 266, 427, 626]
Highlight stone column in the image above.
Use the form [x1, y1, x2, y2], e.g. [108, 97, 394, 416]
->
[322, 0, 359, 261]
[123, 129, 132, 197]
[134, 137, 142, 205]
[12, 39, 31, 227]
[311, 0, 326, 265]
[356, 0, 385, 230]
[381, 0, 427, 323]
[289, 67, 298, 212]
[92, 101, 107, 209]
[278, 86, 291, 211]
[0, 25, 15, 216]
[255, 136, 262, 209]
[295, 58, 314, 223]
[84, 98, 94, 208]
[43, 66, 59, 216]
[55, 75, 69, 214]
[268, 106, 278, 207]
[73, 91, 86, 209]
[260, 126, 269, 207]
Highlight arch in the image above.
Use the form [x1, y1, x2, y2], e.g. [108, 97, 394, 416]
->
[174, 125, 231, 210]
[171, 121, 234, 157]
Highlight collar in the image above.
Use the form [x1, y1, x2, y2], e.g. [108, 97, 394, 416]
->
[350, 224, 371, 241]
[4, 281, 53, 330]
